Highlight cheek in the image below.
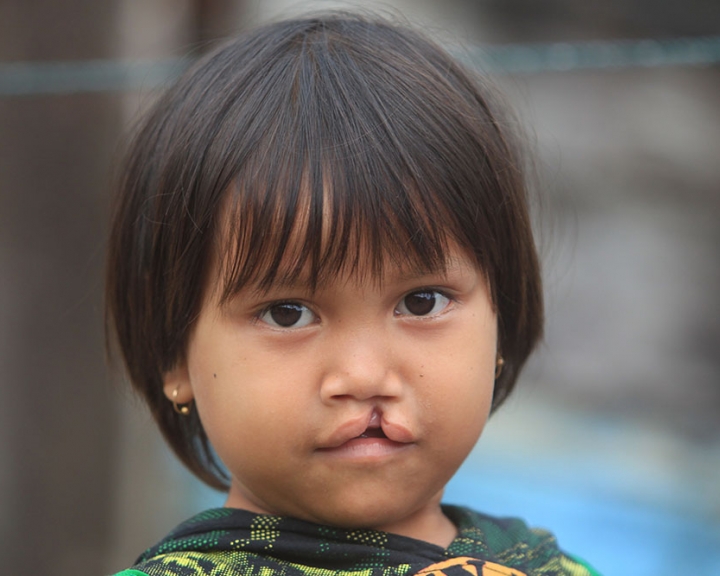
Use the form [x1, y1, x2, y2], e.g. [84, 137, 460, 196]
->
[188, 346, 314, 456]
[427, 367, 493, 434]
[416, 324, 496, 437]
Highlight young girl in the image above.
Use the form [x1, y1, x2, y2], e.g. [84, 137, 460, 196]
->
[106, 12, 600, 576]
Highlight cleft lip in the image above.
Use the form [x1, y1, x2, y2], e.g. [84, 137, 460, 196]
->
[318, 409, 414, 449]
[359, 427, 386, 439]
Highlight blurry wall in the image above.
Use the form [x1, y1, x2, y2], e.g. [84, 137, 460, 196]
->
[0, 2, 123, 574]
[0, 1, 718, 575]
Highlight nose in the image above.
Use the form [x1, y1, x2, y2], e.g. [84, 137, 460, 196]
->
[319, 326, 402, 404]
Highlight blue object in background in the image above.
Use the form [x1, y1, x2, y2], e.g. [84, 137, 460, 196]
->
[444, 456, 720, 576]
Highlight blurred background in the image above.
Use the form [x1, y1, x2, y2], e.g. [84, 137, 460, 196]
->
[1, 1, 718, 575]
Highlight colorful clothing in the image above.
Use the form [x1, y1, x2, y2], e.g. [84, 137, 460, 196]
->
[112, 505, 600, 576]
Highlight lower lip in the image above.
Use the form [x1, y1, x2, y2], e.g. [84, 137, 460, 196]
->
[317, 437, 412, 460]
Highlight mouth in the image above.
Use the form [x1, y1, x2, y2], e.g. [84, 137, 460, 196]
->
[357, 411, 387, 439]
[317, 409, 414, 457]
[358, 427, 387, 439]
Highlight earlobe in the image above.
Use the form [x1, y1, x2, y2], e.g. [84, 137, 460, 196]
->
[494, 355, 505, 380]
[162, 363, 195, 406]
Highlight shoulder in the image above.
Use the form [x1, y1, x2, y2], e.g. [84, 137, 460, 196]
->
[113, 550, 242, 576]
[443, 505, 602, 576]
[109, 508, 250, 576]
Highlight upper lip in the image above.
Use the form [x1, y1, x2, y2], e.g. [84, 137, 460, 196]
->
[318, 411, 414, 449]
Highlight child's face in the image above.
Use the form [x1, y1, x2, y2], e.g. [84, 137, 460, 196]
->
[165, 245, 497, 540]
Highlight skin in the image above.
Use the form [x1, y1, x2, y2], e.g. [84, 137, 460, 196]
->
[164, 247, 498, 548]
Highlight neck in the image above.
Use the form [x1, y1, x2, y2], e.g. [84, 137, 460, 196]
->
[374, 498, 457, 548]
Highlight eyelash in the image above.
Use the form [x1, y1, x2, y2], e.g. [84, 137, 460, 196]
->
[255, 288, 455, 330]
[394, 288, 455, 318]
[256, 300, 317, 329]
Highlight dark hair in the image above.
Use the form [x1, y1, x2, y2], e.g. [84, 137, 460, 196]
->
[106, 13, 543, 490]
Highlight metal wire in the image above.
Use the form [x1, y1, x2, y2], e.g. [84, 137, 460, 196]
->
[0, 58, 191, 97]
[464, 35, 720, 74]
[1, 35, 718, 97]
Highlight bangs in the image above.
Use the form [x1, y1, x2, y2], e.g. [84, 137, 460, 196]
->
[204, 17, 501, 300]
[218, 166, 463, 299]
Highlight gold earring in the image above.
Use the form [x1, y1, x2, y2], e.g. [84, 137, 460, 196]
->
[495, 356, 505, 380]
[172, 387, 191, 416]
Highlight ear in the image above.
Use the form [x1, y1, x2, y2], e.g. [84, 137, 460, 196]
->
[162, 361, 195, 404]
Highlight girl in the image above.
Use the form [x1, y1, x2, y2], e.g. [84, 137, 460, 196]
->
[106, 12, 599, 576]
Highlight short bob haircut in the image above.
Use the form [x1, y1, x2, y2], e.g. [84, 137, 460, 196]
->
[106, 13, 543, 490]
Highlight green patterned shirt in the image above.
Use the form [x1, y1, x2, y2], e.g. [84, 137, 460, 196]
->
[112, 505, 600, 576]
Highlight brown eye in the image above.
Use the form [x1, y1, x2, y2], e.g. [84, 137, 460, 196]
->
[396, 290, 451, 317]
[260, 302, 315, 328]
